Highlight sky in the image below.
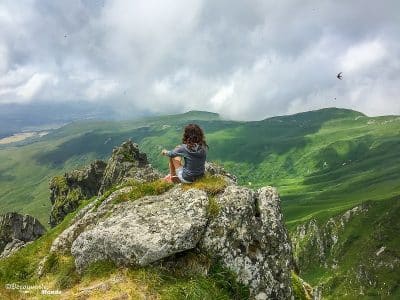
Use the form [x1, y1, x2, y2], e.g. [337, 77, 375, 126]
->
[0, 0, 399, 120]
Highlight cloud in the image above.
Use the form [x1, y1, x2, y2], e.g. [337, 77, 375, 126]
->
[339, 40, 387, 74]
[0, 0, 399, 119]
[16, 73, 53, 100]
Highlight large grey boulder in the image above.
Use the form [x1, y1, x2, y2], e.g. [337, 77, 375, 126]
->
[71, 188, 208, 271]
[200, 186, 293, 299]
[50, 187, 133, 253]
[0, 212, 46, 258]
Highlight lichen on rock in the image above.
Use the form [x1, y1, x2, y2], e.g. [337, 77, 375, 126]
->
[71, 187, 209, 270]
[200, 185, 293, 299]
[98, 139, 161, 194]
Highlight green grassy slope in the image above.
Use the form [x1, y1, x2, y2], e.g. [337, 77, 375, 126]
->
[299, 197, 400, 299]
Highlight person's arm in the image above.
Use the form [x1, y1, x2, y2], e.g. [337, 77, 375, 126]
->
[161, 145, 186, 158]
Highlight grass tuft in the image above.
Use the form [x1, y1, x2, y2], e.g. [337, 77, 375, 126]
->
[181, 174, 227, 196]
[292, 271, 312, 300]
[113, 179, 173, 204]
[82, 260, 118, 281]
[207, 196, 221, 218]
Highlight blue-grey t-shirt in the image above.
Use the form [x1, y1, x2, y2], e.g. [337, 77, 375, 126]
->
[167, 143, 207, 182]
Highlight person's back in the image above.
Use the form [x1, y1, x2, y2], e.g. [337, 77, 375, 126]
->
[161, 124, 208, 183]
[168, 143, 206, 182]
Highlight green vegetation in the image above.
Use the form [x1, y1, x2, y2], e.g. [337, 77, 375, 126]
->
[2, 108, 399, 229]
[181, 174, 228, 196]
[112, 179, 173, 204]
[124, 260, 249, 300]
[299, 197, 400, 299]
[292, 272, 312, 300]
[207, 196, 221, 219]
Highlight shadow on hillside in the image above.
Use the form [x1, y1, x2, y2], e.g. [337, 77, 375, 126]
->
[209, 109, 349, 164]
[0, 173, 15, 181]
[303, 136, 400, 186]
[34, 127, 154, 167]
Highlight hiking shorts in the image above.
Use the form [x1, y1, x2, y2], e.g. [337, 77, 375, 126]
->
[176, 167, 192, 183]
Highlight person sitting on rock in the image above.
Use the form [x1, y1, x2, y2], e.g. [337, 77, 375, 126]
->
[161, 123, 208, 183]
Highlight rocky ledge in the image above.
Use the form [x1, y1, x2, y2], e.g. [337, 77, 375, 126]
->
[46, 141, 295, 299]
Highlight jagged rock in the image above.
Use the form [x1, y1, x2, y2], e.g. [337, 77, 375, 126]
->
[0, 212, 46, 258]
[205, 161, 237, 184]
[98, 140, 160, 194]
[71, 188, 208, 271]
[200, 186, 293, 299]
[49, 160, 107, 226]
[49, 140, 161, 227]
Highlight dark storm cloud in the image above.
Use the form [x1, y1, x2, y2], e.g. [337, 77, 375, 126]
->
[0, 0, 399, 120]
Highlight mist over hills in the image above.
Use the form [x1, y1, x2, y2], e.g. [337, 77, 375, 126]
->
[0, 102, 154, 138]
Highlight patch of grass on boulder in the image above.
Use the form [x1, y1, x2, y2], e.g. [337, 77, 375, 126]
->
[181, 174, 227, 195]
[113, 180, 173, 204]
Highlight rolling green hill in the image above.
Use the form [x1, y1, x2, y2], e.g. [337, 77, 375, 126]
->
[1, 108, 399, 228]
[0, 107, 399, 297]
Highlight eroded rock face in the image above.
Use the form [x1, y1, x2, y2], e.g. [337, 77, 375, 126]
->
[98, 140, 160, 194]
[49, 140, 161, 226]
[71, 188, 208, 271]
[0, 212, 46, 258]
[200, 186, 293, 299]
[49, 160, 107, 226]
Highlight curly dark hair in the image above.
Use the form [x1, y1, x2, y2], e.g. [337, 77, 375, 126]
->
[182, 124, 208, 149]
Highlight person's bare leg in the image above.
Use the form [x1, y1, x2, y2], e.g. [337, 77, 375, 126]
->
[169, 157, 182, 176]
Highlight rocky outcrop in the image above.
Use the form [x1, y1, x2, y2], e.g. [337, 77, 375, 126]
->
[50, 179, 292, 298]
[49, 140, 161, 226]
[0, 212, 46, 258]
[98, 140, 160, 194]
[200, 186, 293, 299]
[49, 160, 107, 226]
[47, 141, 294, 298]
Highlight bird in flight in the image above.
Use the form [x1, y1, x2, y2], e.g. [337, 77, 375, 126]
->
[337, 72, 343, 80]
